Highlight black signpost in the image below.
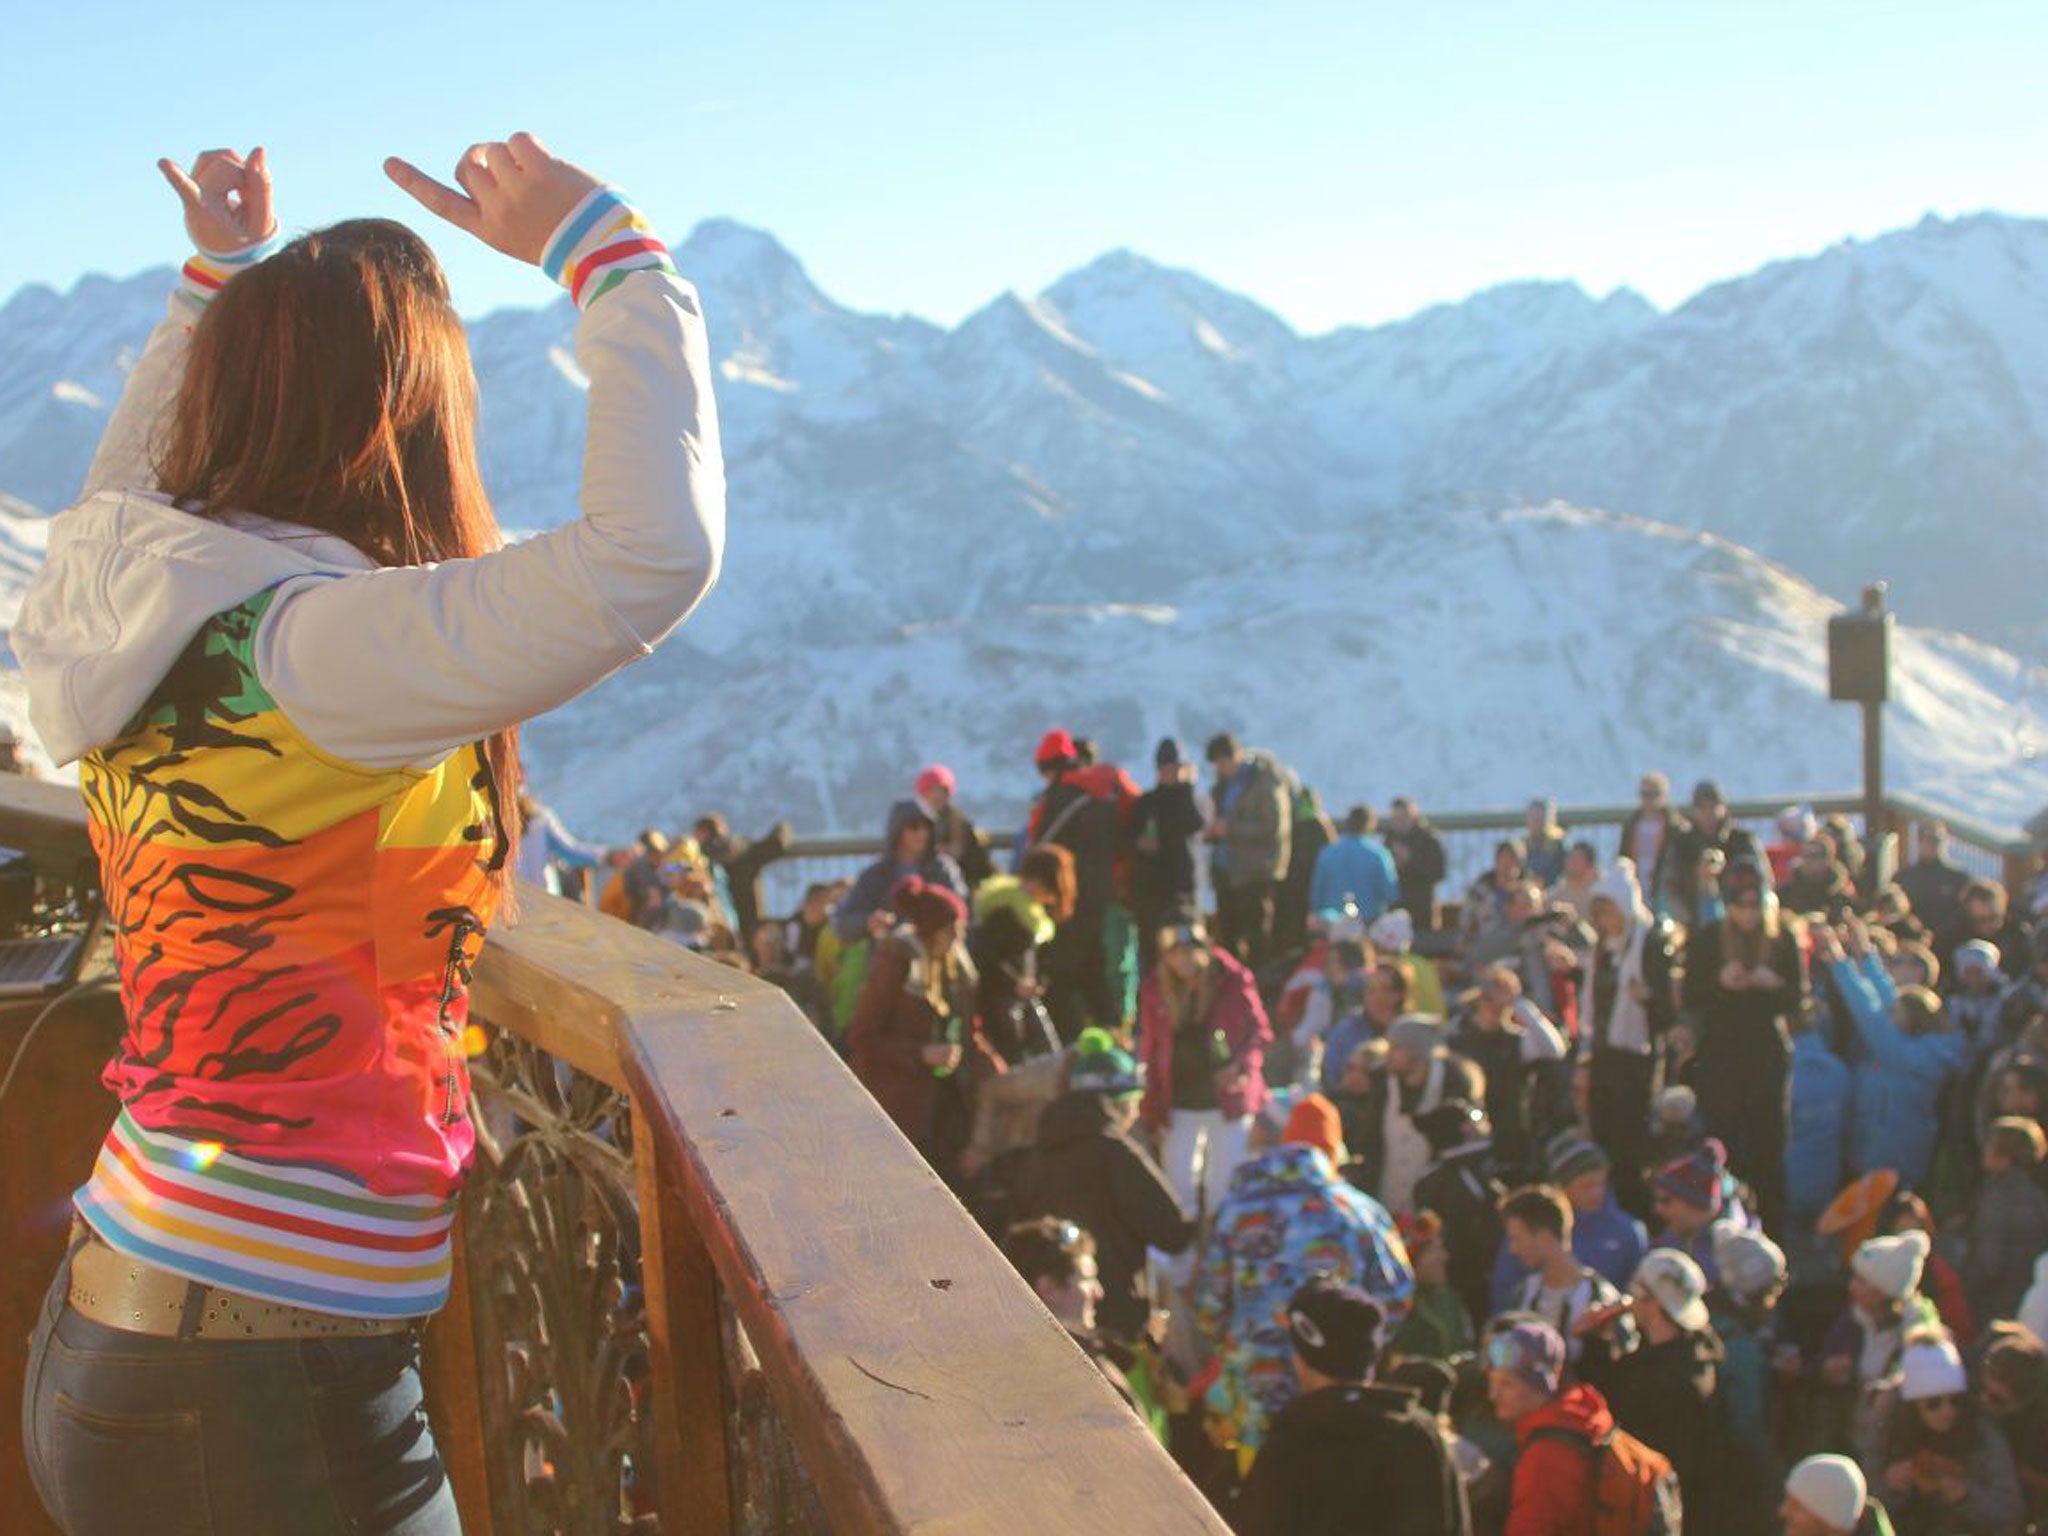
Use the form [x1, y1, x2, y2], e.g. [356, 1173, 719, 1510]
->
[1828, 581, 1893, 850]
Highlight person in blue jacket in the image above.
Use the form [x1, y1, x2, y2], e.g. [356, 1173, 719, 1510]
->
[833, 800, 968, 941]
[1818, 920, 1965, 1191]
[1309, 805, 1400, 924]
[1787, 999, 1854, 1227]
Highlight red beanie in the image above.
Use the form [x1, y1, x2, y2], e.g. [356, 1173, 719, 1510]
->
[890, 876, 966, 939]
[1653, 1138, 1728, 1215]
[1035, 729, 1078, 769]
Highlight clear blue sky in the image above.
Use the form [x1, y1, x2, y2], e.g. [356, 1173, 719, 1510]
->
[10, 0, 2044, 331]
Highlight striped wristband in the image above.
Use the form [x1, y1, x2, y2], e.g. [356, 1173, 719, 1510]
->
[180, 229, 287, 306]
[540, 188, 676, 309]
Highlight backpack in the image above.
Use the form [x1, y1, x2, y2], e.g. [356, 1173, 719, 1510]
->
[1527, 1423, 1683, 1536]
[1033, 765, 1140, 906]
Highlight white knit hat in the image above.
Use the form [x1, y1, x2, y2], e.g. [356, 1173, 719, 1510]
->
[1900, 1335, 1969, 1402]
[1786, 1455, 1866, 1531]
[1713, 1227, 1787, 1307]
[1851, 1229, 1929, 1302]
[1588, 857, 1649, 925]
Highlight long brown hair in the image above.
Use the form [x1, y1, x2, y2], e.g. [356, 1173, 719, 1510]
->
[1018, 843, 1077, 923]
[156, 219, 519, 897]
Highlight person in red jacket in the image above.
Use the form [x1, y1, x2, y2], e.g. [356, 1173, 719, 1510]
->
[1487, 1319, 1617, 1536]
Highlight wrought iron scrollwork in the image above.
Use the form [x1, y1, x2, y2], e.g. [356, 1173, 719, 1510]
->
[459, 1021, 832, 1535]
[465, 1027, 657, 1535]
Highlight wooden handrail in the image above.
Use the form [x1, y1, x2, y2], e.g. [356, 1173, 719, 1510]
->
[486, 893, 1228, 1533]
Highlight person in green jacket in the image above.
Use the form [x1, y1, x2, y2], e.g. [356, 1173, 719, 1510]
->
[1389, 1210, 1477, 1368]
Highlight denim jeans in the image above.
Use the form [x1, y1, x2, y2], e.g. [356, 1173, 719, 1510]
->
[22, 1242, 461, 1535]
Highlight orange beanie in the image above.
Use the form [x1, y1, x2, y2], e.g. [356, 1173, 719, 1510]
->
[1284, 1093, 1345, 1164]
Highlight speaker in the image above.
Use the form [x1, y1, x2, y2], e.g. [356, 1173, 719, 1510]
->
[1828, 613, 1891, 703]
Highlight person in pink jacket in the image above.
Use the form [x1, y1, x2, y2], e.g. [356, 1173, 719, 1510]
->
[1137, 916, 1272, 1228]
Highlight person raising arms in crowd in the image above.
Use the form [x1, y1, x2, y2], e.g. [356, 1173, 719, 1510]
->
[17, 134, 724, 1534]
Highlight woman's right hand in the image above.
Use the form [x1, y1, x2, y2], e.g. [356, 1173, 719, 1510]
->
[159, 147, 276, 255]
[384, 133, 601, 267]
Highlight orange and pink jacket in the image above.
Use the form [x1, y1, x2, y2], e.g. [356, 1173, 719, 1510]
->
[14, 191, 724, 1317]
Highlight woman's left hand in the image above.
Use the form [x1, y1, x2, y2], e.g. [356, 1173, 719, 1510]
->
[159, 147, 277, 254]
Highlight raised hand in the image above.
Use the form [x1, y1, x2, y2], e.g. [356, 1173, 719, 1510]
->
[159, 148, 277, 255]
[384, 134, 601, 267]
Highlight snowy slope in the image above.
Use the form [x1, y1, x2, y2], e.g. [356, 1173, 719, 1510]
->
[523, 504, 2048, 841]
[9, 211, 2047, 638]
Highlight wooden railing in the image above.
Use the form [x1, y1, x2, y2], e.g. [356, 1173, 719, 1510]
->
[0, 775, 1228, 1536]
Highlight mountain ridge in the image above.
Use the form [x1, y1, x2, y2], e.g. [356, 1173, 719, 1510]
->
[3, 211, 2047, 836]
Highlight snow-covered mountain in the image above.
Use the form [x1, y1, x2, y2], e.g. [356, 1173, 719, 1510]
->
[2, 214, 2046, 835]
[530, 502, 2048, 841]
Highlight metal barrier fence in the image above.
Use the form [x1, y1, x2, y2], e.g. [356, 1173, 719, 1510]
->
[753, 790, 2032, 924]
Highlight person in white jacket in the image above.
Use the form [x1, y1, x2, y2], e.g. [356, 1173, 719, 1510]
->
[17, 136, 722, 1535]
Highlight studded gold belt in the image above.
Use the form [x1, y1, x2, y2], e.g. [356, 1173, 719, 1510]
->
[65, 1218, 416, 1340]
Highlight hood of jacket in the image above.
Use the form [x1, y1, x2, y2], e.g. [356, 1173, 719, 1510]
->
[883, 797, 936, 848]
[1517, 1381, 1614, 1445]
[1591, 857, 1651, 927]
[973, 875, 1055, 946]
[1229, 1142, 1339, 1202]
[1036, 1088, 1121, 1147]
[14, 490, 375, 765]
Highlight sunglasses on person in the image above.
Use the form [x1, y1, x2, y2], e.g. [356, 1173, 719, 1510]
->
[1484, 1335, 1529, 1372]
[1915, 1393, 1964, 1412]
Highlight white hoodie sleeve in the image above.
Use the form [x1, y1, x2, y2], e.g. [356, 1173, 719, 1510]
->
[253, 264, 725, 770]
[80, 239, 284, 503]
[78, 293, 203, 504]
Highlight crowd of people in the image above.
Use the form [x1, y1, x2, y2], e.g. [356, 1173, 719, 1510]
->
[527, 741, 2048, 1536]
